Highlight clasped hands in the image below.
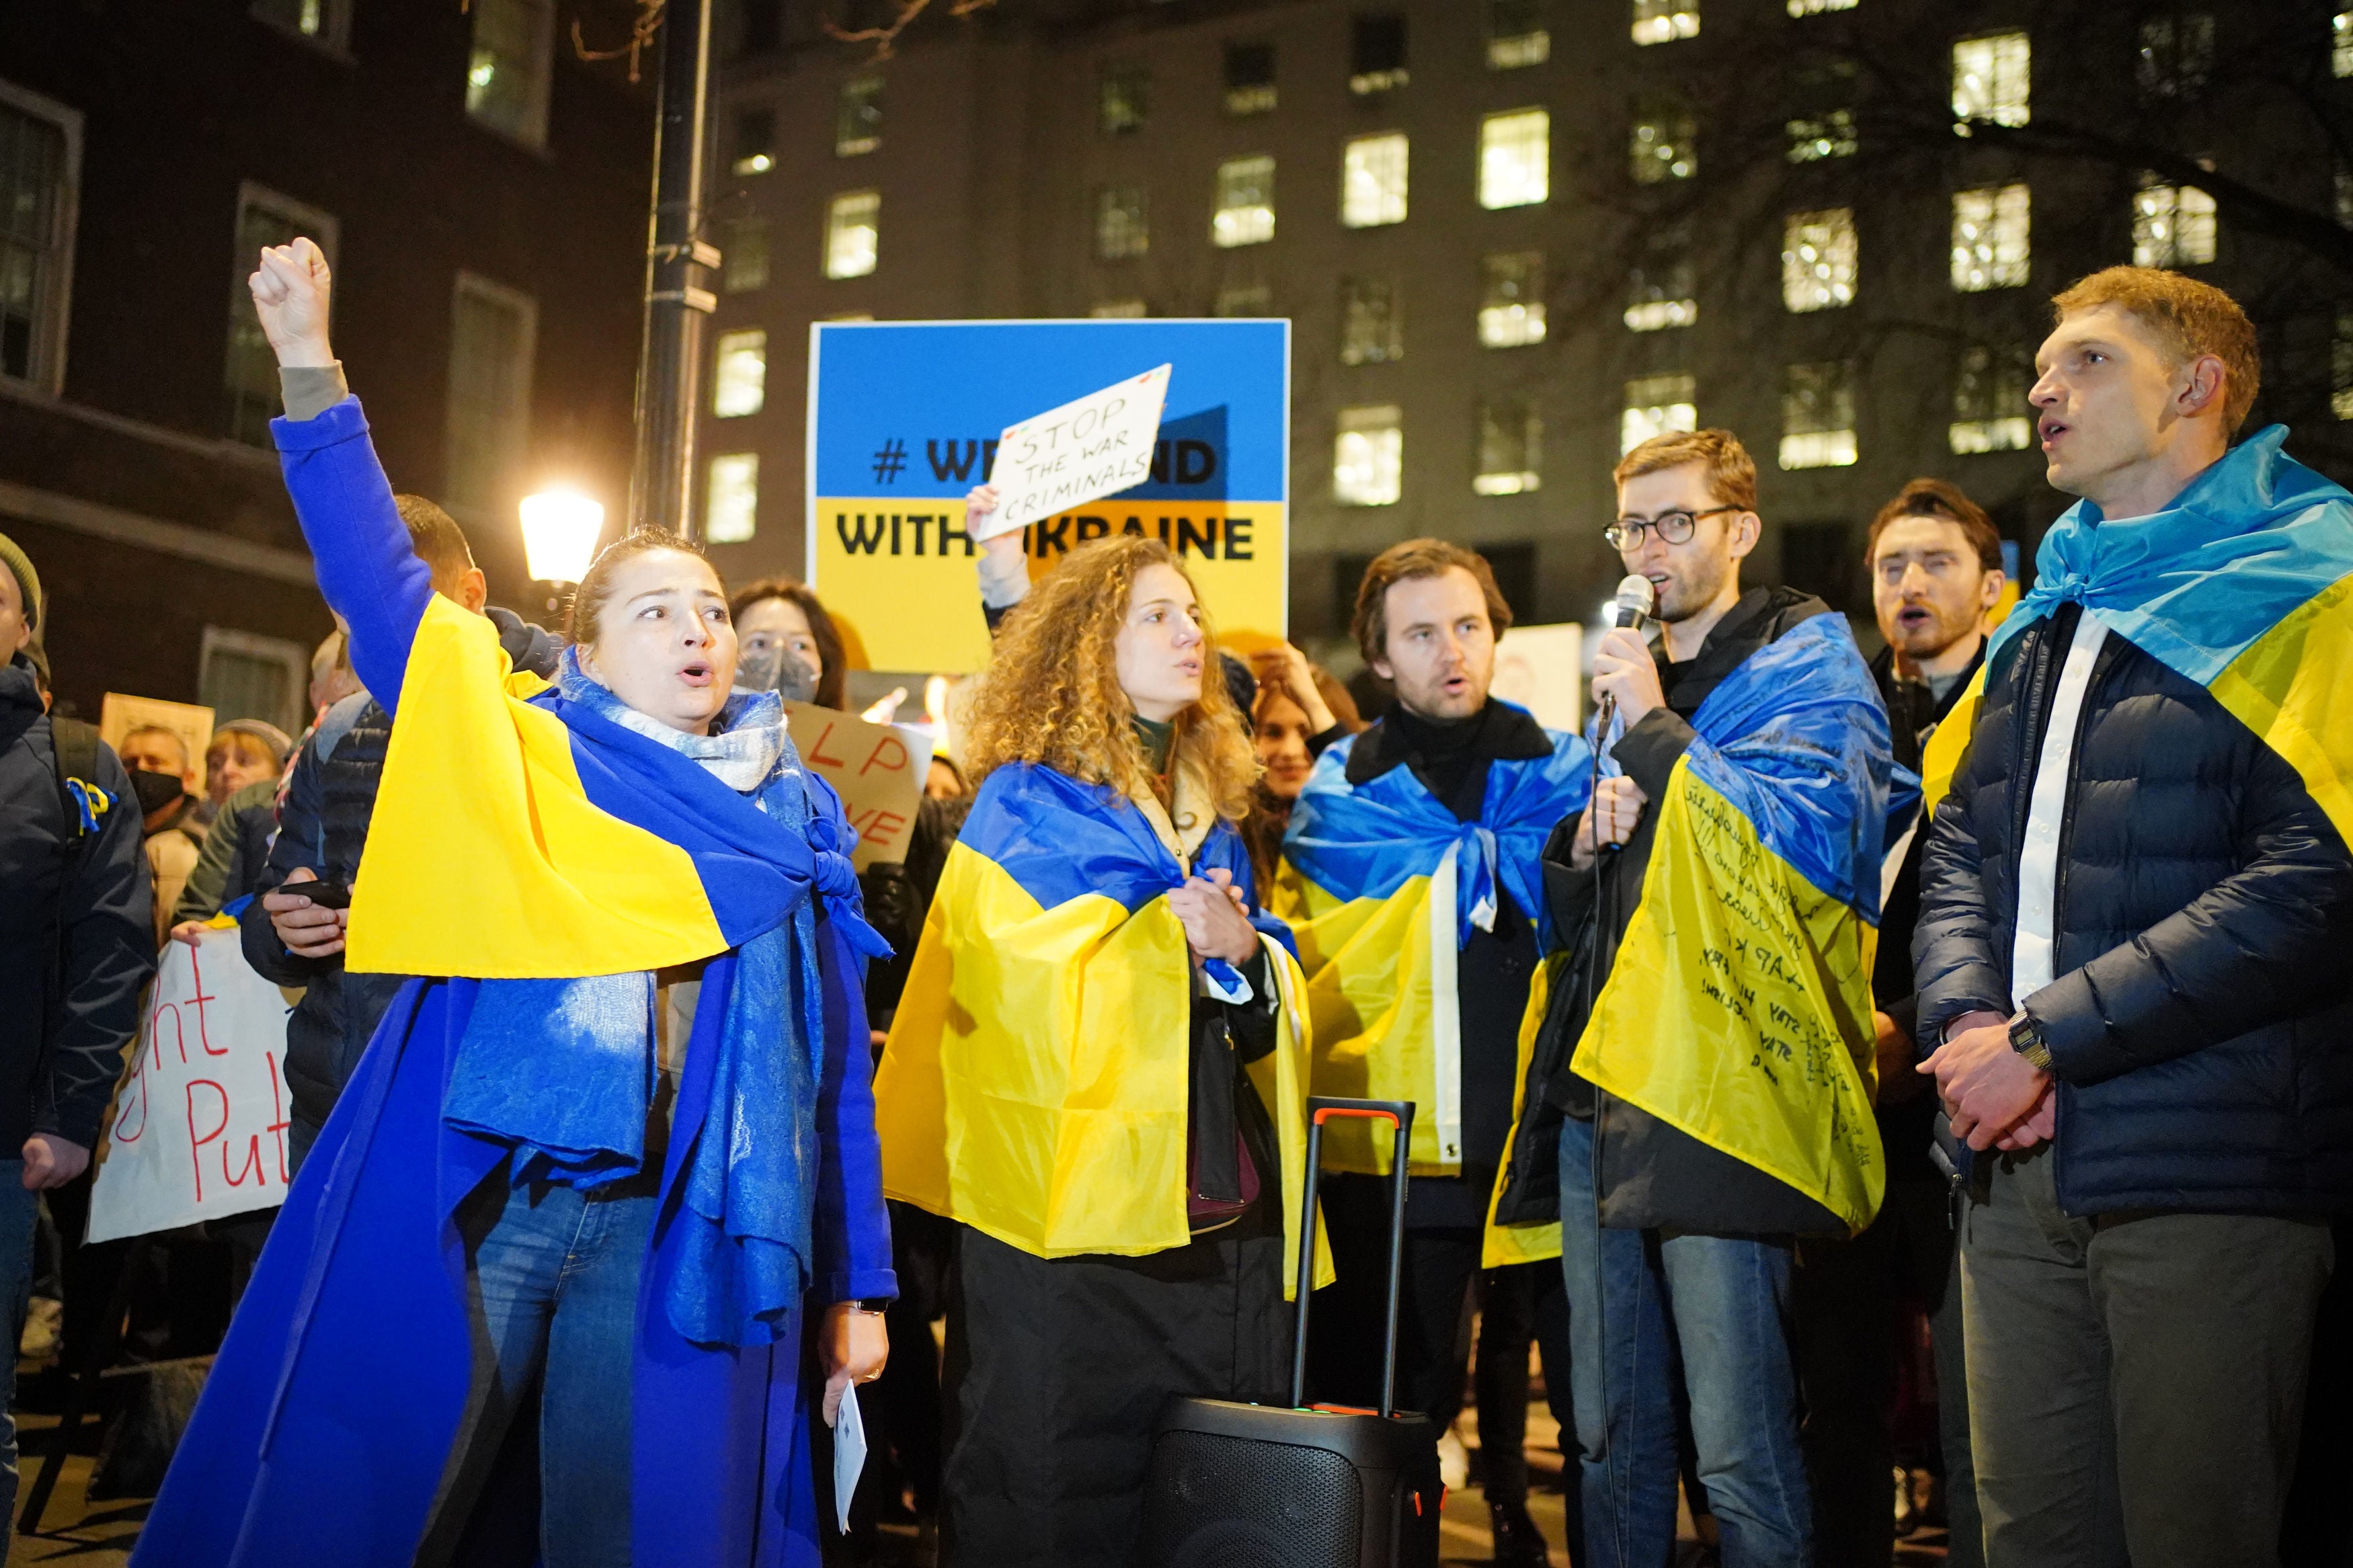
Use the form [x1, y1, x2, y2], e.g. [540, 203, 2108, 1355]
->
[1168, 868, 1259, 966]
[1917, 1009, 2055, 1153]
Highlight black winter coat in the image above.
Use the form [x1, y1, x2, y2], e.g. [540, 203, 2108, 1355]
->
[0, 655, 155, 1150]
[1913, 603, 2353, 1217]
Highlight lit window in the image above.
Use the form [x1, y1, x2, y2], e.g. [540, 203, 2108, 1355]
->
[1479, 110, 1549, 208]
[1340, 277, 1404, 366]
[2338, 13, 2353, 77]
[836, 77, 883, 157]
[706, 454, 758, 544]
[825, 190, 879, 279]
[1334, 405, 1403, 506]
[2137, 13, 2213, 99]
[1100, 67, 1148, 136]
[1213, 155, 1276, 247]
[465, 0, 553, 149]
[712, 329, 766, 418]
[1621, 374, 1696, 456]
[1950, 342, 2034, 454]
[1786, 108, 1856, 162]
[252, 0, 352, 48]
[1630, 95, 1696, 183]
[1216, 284, 1271, 317]
[1782, 208, 1857, 312]
[1480, 251, 1546, 348]
[1224, 42, 1277, 115]
[1350, 15, 1408, 95]
[226, 185, 338, 446]
[1787, 0, 1856, 12]
[1952, 183, 2030, 291]
[1632, 0, 1699, 45]
[2132, 177, 2216, 267]
[444, 272, 537, 518]
[723, 216, 769, 294]
[1953, 32, 2030, 130]
[1343, 133, 1409, 228]
[1780, 362, 1856, 470]
[1091, 300, 1148, 319]
[0, 90, 77, 393]
[1488, 0, 1549, 69]
[731, 108, 776, 175]
[2334, 313, 2353, 419]
[1096, 186, 1149, 259]
[1475, 398, 1541, 495]
[1626, 239, 1698, 331]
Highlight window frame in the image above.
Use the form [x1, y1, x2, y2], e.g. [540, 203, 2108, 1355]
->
[1341, 131, 1410, 229]
[705, 452, 760, 544]
[825, 190, 881, 279]
[225, 181, 340, 446]
[442, 269, 539, 523]
[835, 75, 884, 158]
[1478, 108, 1550, 210]
[1212, 155, 1277, 248]
[0, 78, 82, 398]
[464, 0, 556, 151]
[1333, 403, 1404, 507]
[249, 0, 356, 54]
[711, 327, 768, 419]
[198, 626, 310, 738]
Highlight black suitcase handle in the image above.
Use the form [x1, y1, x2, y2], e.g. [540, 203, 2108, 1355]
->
[1290, 1096, 1416, 1417]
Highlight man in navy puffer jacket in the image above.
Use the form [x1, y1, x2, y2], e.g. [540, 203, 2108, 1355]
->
[1915, 266, 2353, 1565]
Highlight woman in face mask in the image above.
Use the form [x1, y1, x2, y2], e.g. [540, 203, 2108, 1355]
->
[731, 579, 845, 707]
[136, 238, 895, 1568]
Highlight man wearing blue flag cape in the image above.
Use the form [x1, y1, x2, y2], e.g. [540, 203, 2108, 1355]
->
[1273, 539, 1589, 1562]
[1915, 267, 2353, 1564]
[1509, 429, 1892, 1568]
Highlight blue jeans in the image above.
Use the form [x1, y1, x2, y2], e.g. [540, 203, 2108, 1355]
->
[0, 1165, 32, 1526]
[1559, 1114, 1813, 1568]
[434, 1172, 655, 1568]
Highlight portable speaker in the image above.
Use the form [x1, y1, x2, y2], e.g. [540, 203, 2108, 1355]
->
[1143, 1098, 1441, 1568]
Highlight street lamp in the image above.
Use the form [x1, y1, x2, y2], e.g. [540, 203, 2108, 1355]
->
[520, 490, 607, 585]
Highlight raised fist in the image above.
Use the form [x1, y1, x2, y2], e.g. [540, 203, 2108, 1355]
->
[247, 237, 335, 368]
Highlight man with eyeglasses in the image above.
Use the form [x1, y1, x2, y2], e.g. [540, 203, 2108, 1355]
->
[1498, 429, 1892, 1568]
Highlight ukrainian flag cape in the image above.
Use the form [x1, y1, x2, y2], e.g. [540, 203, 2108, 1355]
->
[1923, 426, 2353, 835]
[1273, 716, 1590, 1266]
[1572, 612, 1890, 1237]
[876, 761, 1331, 1293]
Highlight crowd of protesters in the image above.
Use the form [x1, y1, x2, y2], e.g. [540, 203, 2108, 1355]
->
[0, 238, 2346, 1568]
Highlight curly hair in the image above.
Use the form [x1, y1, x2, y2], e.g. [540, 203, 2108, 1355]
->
[964, 535, 1260, 825]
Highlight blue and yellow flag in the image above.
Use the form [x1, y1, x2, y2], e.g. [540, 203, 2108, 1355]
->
[1273, 716, 1589, 1264]
[875, 763, 1330, 1292]
[1924, 427, 2353, 835]
[1572, 614, 1891, 1237]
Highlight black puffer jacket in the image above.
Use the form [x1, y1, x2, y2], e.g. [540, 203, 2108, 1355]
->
[1913, 602, 2353, 1216]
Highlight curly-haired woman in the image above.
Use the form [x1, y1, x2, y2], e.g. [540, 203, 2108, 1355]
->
[875, 534, 1325, 1567]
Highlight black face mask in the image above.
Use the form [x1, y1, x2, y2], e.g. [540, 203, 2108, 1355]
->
[737, 646, 817, 704]
[127, 768, 187, 818]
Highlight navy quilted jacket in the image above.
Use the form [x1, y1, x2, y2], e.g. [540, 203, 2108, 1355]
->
[1913, 601, 2353, 1216]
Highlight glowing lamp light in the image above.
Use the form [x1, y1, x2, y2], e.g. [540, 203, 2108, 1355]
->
[520, 491, 606, 585]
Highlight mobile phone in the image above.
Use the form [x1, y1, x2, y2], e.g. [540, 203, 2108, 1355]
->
[294, 879, 353, 910]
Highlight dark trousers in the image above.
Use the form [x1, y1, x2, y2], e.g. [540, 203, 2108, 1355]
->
[1307, 1174, 1482, 1421]
[1796, 1173, 1979, 1568]
[1962, 1143, 2332, 1567]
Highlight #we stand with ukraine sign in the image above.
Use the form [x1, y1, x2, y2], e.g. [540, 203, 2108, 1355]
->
[805, 319, 1291, 671]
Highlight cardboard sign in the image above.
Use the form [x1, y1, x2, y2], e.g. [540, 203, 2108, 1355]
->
[88, 930, 292, 1244]
[1491, 623, 1585, 735]
[787, 701, 931, 872]
[101, 693, 215, 794]
[982, 364, 1172, 540]
[808, 319, 1291, 673]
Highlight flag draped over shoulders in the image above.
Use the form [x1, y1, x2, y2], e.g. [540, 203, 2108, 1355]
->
[1572, 612, 1891, 1237]
[875, 761, 1328, 1292]
[1923, 425, 2353, 833]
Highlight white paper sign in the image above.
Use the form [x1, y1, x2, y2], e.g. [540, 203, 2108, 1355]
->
[979, 363, 1172, 540]
[87, 930, 294, 1245]
[833, 1379, 868, 1533]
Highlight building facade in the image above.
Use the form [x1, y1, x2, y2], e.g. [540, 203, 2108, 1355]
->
[704, 0, 2353, 671]
[1, 0, 652, 726]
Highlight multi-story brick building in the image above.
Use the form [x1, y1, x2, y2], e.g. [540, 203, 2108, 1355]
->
[704, 0, 2353, 671]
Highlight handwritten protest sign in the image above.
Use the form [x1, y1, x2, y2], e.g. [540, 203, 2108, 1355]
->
[88, 930, 292, 1244]
[787, 701, 931, 872]
[980, 364, 1171, 540]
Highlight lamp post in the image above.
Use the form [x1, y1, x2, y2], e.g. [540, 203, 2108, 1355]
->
[628, 0, 719, 543]
[521, 490, 608, 587]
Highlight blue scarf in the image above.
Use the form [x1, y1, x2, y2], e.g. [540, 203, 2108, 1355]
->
[442, 657, 884, 1344]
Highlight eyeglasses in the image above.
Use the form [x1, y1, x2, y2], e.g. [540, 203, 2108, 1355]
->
[1604, 505, 1742, 550]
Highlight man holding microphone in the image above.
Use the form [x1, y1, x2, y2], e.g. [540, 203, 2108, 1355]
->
[1502, 429, 1891, 1568]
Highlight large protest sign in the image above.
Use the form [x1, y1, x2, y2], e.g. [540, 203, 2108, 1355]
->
[785, 700, 930, 871]
[808, 319, 1290, 673]
[984, 364, 1171, 538]
[89, 929, 292, 1244]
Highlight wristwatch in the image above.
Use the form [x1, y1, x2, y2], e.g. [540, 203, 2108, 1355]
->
[2008, 1012, 2055, 1072]
[848, 1298, 892, 1316]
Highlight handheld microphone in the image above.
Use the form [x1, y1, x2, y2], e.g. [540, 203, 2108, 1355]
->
[1594, 575, 1657, 735]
